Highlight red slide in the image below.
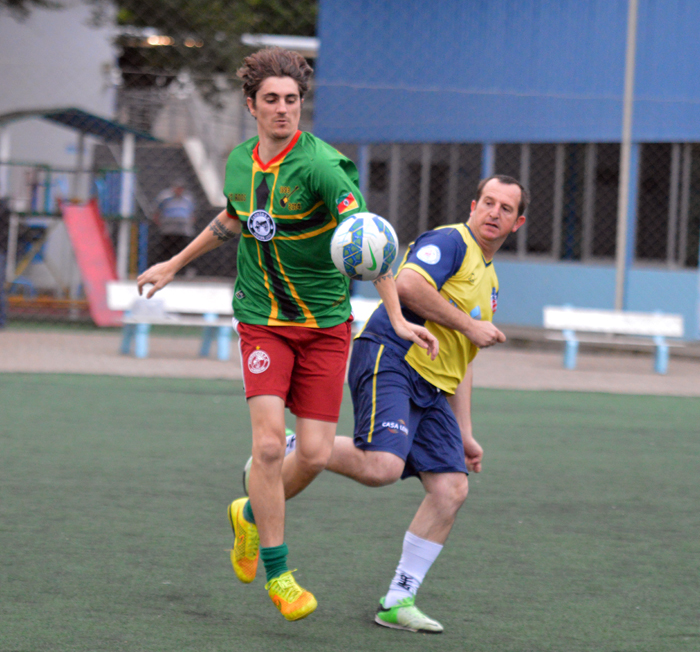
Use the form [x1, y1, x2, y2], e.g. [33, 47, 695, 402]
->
[62, 199, 122, 327]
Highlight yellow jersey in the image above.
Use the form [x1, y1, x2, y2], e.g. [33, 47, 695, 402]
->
[357, 223, 498, 394]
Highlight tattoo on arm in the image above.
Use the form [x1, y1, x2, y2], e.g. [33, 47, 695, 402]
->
[208, 217, 238, 242]
[372, 270, 394, 287]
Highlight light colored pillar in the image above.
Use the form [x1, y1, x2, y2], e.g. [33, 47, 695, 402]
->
[551, 144, 566, 260]
[517, 143, 531, 257]
[481, 143, 495, 178]
[0, 127, 10, 198]
[614, 0, 639, 310]
[72, 131, 86, 200]
[666, 143, 681, 266]
[581, 143, 597, 260]
[357, 144, 370, 200]
[417, 143, 431, 234]
[117, 132, 135, 280]
[446, 144, 460, 223]
[388, 143, 401, 229]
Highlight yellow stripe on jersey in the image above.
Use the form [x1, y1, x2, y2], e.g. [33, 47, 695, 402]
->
[274, 219, 338, 241]
[255, 239, 279, 321]
[276, 200, 325, 220]
[272, 240, 318, 328]
[367, 344, 385, 443]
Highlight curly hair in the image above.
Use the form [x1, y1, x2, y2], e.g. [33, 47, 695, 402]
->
[236, 47, 313, 102]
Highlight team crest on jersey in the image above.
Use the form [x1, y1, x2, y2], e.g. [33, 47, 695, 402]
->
[248, 349, 270, 374]
[491, 288, 498, 313]
[248, 209, 276, 242]
[416, 244, 441, 265]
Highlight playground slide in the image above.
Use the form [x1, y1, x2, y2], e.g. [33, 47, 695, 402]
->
[62, 200, 122, 327]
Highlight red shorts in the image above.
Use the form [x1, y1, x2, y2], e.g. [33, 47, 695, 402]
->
[236, 320, 352, 422]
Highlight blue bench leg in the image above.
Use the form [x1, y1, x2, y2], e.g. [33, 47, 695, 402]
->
[120, 324, 135, 355]
[200, 326, 215, 357]
[654, 337, 669, 374]
[563, 330, 578, 370]
[217, 326, 233, 361]
[134, 323, 151, 358]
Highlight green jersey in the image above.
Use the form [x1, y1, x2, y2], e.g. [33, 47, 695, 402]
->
[224, 131, 367, 328]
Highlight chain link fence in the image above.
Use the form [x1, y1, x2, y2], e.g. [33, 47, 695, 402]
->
[1, 0, 699, 328]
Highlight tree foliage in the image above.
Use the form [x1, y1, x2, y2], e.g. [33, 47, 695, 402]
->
[0, 0, 62, 20]
[88, 0, 317, 85]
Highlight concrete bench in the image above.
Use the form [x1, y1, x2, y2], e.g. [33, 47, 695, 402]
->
[543, 306, 684, 374]
[106, 281, 234, 360]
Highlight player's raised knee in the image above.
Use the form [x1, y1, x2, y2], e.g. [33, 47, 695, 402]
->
[364, 453, 404, 486]
[294, 447, 330, 477]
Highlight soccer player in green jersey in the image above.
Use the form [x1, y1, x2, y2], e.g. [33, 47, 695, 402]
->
[136, 47, 437, 622]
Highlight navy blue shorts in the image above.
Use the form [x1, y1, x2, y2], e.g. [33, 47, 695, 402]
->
[348, 338, 468, 479]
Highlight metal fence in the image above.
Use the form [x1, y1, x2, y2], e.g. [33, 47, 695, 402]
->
[1, 0, 699, 328]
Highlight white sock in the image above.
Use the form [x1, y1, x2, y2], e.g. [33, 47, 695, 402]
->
[383, 531, 443, 608]
[285, 431, 296, 455]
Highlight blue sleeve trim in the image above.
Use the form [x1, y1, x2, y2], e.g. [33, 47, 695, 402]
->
[404, 228, 466, 290]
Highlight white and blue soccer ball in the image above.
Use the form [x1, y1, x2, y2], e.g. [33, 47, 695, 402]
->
[330, 212, 398, 281]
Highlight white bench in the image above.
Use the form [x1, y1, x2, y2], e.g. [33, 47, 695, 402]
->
[350, 296, 381, 332]
[543, 306, 684, 374]
[106, 281, 234, 360]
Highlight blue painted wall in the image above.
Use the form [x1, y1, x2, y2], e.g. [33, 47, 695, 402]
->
[316, 0, 700, 143]
[493, 260, 699, 339]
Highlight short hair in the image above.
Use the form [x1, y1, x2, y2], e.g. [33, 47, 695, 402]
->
[476, 175, 530, 216]
[236, 47, 313, 102]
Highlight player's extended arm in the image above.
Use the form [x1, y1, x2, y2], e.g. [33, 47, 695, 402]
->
[395, 268, 505, 348]
[137, 209, 241, 298]
[446, 364, 483, 473]
[372, 271, 439, 360]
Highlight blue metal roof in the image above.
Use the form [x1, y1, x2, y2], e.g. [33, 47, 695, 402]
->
[0, 107, 159, 142]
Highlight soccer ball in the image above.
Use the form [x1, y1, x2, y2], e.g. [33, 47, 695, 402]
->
[330, 212, 398, 281]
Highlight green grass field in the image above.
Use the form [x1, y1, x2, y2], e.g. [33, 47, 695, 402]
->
[1, 374, 698, 652]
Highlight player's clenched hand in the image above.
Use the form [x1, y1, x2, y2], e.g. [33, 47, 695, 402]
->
[463, 319, 506, 348]
[137, 261, 178, 298]
[463, 437, 483, 473]
[394, 321, 439, 360]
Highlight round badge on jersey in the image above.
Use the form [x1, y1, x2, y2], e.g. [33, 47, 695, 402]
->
[416, 244, 441, 265]
[248, 210, 276, 242]
[248, 349, 270, 374]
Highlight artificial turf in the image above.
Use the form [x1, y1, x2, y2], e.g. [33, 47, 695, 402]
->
[1, 373, 698, 651]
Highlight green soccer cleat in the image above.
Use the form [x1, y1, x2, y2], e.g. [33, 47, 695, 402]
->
[243, 429, 296, 495]
[375, 596, 444, 633]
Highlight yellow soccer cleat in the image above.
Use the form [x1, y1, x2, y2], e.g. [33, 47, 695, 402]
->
[265, 570, 318, 621]
[228, 498, 259, 583]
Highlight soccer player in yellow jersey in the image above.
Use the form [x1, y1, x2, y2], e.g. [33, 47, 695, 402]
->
[137, 47, 437, 622]
[277, 175, 528, 631]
